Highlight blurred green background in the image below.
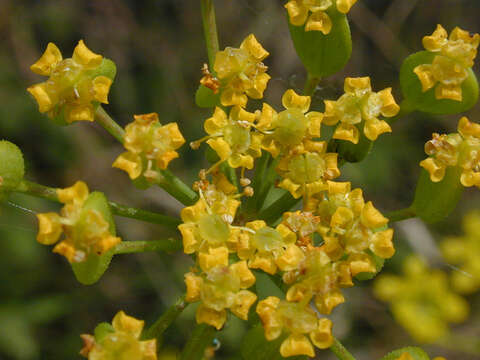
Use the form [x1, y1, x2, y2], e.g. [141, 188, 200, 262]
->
[0, 0, 479, 359]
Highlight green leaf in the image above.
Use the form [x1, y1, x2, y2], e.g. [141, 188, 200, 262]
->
[380, 346, 430, 360]
[288, 8, 352, 78]
[0, 140, 25, 195]
[196, 84, 220, 108]
[94, 322, 115, 342]
[400, 51, 479, 115]
[412, 167, 464, 223]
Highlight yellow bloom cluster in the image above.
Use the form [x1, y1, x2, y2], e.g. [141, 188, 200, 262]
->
[420, 116, 480, 187]
[80, 311, 156, 360]
[27, 40, 114, 123]
[374, 255, 469, 343]
[213, 34, 270, 107]
[113, 113, 185, 181]
[414, 25, 480, 101]
[284, 0, 358, 34]
[36, 181, 121, 263]
[323, 77, 400, 144]
[441, 210, 480, 294]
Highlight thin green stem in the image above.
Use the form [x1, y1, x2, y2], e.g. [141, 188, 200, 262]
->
[385, 206, 416, 223]
[144, 295, 187, 346]
[114, 239, 181, 254]
[330, 337, 356, 360]
[304, 73, 321, 96]
[157, 170, 199, 206]
[201, 0, 220, 69]
[15, 180, 181, 229]
[94, 106, 125, 143]
[258, 191, 300, 225]
[179, 323, 216, 360]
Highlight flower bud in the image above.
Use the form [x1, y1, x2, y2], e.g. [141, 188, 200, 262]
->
[288, 8, 352, 78]
[0, 140, 25, 198]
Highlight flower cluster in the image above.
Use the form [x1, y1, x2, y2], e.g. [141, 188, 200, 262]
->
[414, 25, 480, 101]
[284, 0, 358, 34]
[112, 113, 185, 181]
[441, 210, 480, 294]
[27, 40, 115, 123]
[36, 181, 121, 263]
[374, 255, 468, 343]
[80, 311, 157, 360]
[323, 77, 400, 143]
[420, 116, 480, 188]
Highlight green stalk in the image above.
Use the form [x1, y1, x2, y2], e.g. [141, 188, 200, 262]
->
[157, 170, 199, 206]
[144, 295, 187, 346]
[114, 239, 181, 254]
[243, 152, 270, 215]
[94, 106, 125, 143]
[304, 73, 321, 96]
[258, 191, 300, 225]
[330, 337, 356, 360]
[385, 206, 416, 223]
[15, 180, 181, 229]
[201, 0, 220, 69]
[179, 323, 216, 360]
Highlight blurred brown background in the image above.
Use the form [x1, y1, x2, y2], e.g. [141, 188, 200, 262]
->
[0, 0, 479, 359]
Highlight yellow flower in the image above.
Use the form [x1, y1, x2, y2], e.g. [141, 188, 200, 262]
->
[374, 255, 469, 343]
[213, 34, 270, 107]
[441, 210, 480, 294]
[80, 311, 156, 360]
[178, 178, 240, 271]
[282, 211, 321, 248]
[414, 25, 480, 101]
[283, 247, 353, 315]
[276, 140, 340, 199]
[236, 220, 304, 275]
[112, 113, 185, 181]
[315, 181, 394, 262]
[260, 89, 323, 157]
[185, 261, 257, 330]
[27, 40, 115, 123]
[36, 181, 121, 263]
[323, 77, 399, 143]
[284, 0, 358, 34]
[196, 106, 263, 170]
[420, 116, 480, 187]
[256, 297, 333, 357]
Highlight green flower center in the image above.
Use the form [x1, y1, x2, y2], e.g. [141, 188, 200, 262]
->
[224, 123, 251, 153]
[274, 108, 308, 147]
[198, 214, 230, 246]
[287, 152, 326, 184]
[253, 227, 283, 252]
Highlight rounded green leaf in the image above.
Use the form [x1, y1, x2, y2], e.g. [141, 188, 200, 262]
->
[412, 167, 464, 223]
[0, 141, 25, 198]
[288, 9, 352, 78]
[381, 346, 430, 360]
[195, 84, 220, 108]
[94, 322, 115, 342]
[400, 51, 479, 115]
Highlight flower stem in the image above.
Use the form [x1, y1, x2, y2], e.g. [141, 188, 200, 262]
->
[179, 323, 216, 360]
[95, 106, 125, 143]
[114, 239, 181, 254]
[258, 191, 300, 225]
[144, 295, 187, 345]
[15, 180, 181, 229]
[157, 170, 199, 206]
[304, 73, 321, 96]
[330, 337, 356, 360]
[385, 206, 416, 223]
[201, 0, 220, 69]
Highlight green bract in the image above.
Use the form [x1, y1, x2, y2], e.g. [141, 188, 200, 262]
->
[400, 51, 479, 115]
[288, 8, 352, 78]
[195, 84, 220, 108]
[0, 140, 25, 199]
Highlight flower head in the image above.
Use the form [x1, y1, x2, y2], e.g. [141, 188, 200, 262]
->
[420, 116, 480, 187]
[282, 211, 321, 248]
[374, 255, 469, 343]
[185, 261, 257, 329]
[285, 0, 358, 34]
[257, 296, 333, 357]
[112, 113, 185, 181]
[441, 210, 480, 294]
[36, 181, 121, 263]
[80, 311, 156, 360]
[414, 25, 480, 101]
[213, 34, 270, 107]
[323, 77, 399, 143]
[27, 40, 115, 123]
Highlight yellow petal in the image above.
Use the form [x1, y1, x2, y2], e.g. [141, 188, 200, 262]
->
[457, 116, 480, 139]
[305, 11, 332, 34]
[57, 180, 89, 205]
[231, 290, 257, 320]
[419, 158, 446, 182]
[72, 40, 103, 68]
[230, 260, 256, 288]
[204, 107, 228, 134]
[344, 77, 371, 94]
[315, 291, 345, 315]
[112, 151, 143, 179]
[361, 201, 388, 229]
[220, 88, 247, 107]
[323, 100, 340, 125]
[460, 170, 480, 187]
[378, 88, 400, 117]
[282, 89, 311, 113]
[92, 76, 112, 103]
[414, 64, 436, 92]
[306, 111, 323, 137]
[185, 272, 203, 302]
[336, 0, 357, 14]
[196, 304, 226, 330]
[249, 253, 277, 275]
[112, 310, 144, 338]
[310, 318, 333, 349]
[30, 42, 63, 76]
[435, 83, 462, 101]
[198, 246, 229, 271]
[364, 118, 392, 141]
[370, 228, 395, 259]
[333, 123, 359, 144]
[52, 241, 76, 263]
[284, 1, 309, 26]
[240, 34, 269, 61]
[207, 138, 231, 161]
[27, 83, 54, 113]
[66, 104, 94, 123]
[178, 224, 198, 254]
[423, 24, 448, 52]
[280, 334, 315, 358]
[36, 212, 62, 245]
